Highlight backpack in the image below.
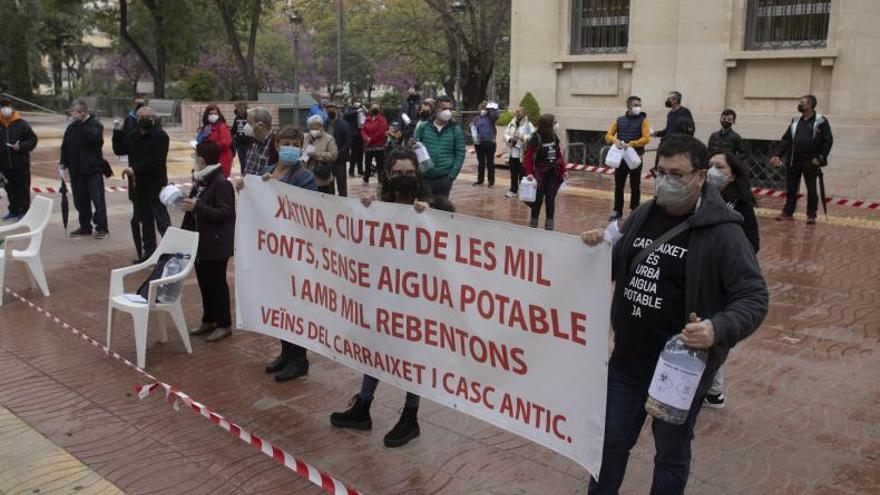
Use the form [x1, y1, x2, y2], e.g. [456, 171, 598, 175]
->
[136, 253, 188, 302]
[533, 133, 560, 174]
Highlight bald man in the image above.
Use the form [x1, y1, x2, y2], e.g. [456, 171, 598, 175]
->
[112, 106, 170, 261]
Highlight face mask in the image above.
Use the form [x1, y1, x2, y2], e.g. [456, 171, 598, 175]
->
[328, 111, 337, 120]
[480, 110, 487, 116]
[207, 114, 219, 124]
[419, 111, 430, 120]
[665, 98, 674, 108]
[630, 106, 641, 115]
[438, 109, 452, 122]
[242, 123, 255, 137]
[707, 167, 730, 189]
[720, 120, 733, 129]
[389, 176, 419, 198]
[279, 145, 302, 165]
[797, 104, 805, 113]
[655, 174, 698, 209]
[310, 129, 321, 138]
[354, 102, 362, 108]
[371, 108, 380, 116]
[554, 122, 560, 131]
[138, 119, 154, 131]
[1, 107, 12, 118]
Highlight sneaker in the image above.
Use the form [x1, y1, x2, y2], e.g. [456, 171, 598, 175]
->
[2, 212, 16, 221]
[806, 216, 817, 225]
[69, 228, 92, 238]
[608, 211, 622, 222]
[505, 191, 517, 198]
[330, 394, 373, 430]
[383, 405, 420, 448]
[205, 326, 232, 342]
[472, 181, 484, 187]
[703, 393, 725, 409]
[189, 322, 217, 336]
[95, 230, 109, 240]
[488, 183, 495, 188]
[274, 358, 309, 382]
[775, 213, 794, 221]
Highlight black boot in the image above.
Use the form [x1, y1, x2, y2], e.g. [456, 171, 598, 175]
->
[265, 341, 292, 373]
[330, 394, 373, 430]
[383, 405, 420, 448]
[274, 358, 309, 382]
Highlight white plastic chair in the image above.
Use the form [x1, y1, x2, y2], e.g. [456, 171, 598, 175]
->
[106, 227, 198, 369]
[0, 196, 53, 306]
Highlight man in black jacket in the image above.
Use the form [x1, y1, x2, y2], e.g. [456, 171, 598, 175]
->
[112, 106, 170, 261]
[344, 100, 365, 177]
[582, 135, 768, 495]
[326, 101, 351, 197]
[61, 100, 109, 239]
[770, 94, 833, 225]
[707, 108, 744, 157]
[0, 98, 38, 220]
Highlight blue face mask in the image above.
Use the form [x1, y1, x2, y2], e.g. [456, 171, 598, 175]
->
[279, 145, 302, 165]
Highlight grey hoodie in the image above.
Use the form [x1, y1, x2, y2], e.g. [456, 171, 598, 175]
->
[611, 183, 769, 394]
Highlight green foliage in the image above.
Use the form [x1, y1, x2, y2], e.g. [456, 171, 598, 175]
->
[0, 0, 40, 97]
[183, 70, 218, 101]
[496, 110, 515, 127]
[519, 92, 541, 125]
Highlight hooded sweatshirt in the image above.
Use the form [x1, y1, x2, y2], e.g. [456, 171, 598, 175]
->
[1, 111, 38, 170]
[610, 183, 768, 394]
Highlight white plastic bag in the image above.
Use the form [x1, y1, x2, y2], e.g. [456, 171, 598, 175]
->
[518, 177, 537, 202]
[470, 125, 479, 143]
[624, 146, 642, 169]
[159, 184, 185, 209]
[605, 145, 624, 168]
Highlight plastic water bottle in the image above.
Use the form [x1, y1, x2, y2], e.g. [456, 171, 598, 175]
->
[156, 254, 185, 303]
[645, 333, 708, 425]
[413, 142, 434, 173]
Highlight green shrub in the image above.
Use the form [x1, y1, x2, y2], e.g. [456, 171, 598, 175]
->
[496, 110, 515, 127]
[519, 92, 541, 124]
[183, 70, 217, 101]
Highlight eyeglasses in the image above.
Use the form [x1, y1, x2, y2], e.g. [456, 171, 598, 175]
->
[656, 168, 697, 181]
[388, 170, 417, 178]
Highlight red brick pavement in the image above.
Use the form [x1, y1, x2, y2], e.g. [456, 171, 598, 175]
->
[1, 119, 879, 494]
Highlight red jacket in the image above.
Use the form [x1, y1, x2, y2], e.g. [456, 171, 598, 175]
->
[201, 121, 234, 177]
[360, 115, 388, 150]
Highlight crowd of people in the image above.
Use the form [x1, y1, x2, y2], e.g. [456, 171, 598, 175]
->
[0, 86, 839, 494]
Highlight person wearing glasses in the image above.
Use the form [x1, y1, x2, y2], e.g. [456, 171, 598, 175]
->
[329, 147, 440, 449]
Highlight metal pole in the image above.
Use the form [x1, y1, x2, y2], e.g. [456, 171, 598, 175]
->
[293, 33, 300, 127]
[336, 0, 343, 94]
[455, 38, 461, 111]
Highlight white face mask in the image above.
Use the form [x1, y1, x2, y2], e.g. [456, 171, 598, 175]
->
[554, 122, 560, 131]
[437, 109, 452, 122]
[242, 123, 255, 137]
[631, 106, 642, 115]
[310, 129, 321, 138]
[480, 109, 487, 116]
[707, 167, 730, 190]
[207, 114, 219, 124]
[0, 107, 11, 118]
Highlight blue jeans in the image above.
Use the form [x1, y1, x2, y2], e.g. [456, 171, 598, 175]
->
[588, 364, 704, 495]
[359, 375, 420, 408]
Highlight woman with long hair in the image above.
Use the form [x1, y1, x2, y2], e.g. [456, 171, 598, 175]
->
[329, 147, 438, 448]
[196, 104, 234, 177]
[523, 114, 567, 231]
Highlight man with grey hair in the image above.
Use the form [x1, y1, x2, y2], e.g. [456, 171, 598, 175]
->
[242, 107, 277, 176]
[61, 100, 109, 238]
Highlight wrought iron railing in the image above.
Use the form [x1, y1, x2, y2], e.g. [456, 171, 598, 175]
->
[570, 0, 630, 54]
[745, 0, 830, 50]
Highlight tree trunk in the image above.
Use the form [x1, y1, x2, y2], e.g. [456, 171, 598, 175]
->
[149, 0, 167, 98]
[119, 0, 164, 97]
[216, 0, 262, 100]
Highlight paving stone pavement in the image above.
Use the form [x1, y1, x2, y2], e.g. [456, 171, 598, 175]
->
[0, 114, 878, 494]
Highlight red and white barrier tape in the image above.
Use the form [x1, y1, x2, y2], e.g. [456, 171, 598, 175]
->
[2, 287, 361, 495]
[31, 182, 196, 194]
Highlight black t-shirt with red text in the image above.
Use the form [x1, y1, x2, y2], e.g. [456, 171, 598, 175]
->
[612, 204, 691, 380]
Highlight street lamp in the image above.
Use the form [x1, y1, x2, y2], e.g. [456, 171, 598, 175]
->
[365, 74, 373, 105]
[451, 0, 466, 111]
[287, 5, 303, 127]
[487, 35, 510, 103]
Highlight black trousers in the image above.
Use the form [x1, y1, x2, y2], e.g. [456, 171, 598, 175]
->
[135, 194, 171, 255]
[318, 184, 334, 194]
[783, 159, 820, 217]
[70, 173, 108, 232]
[475, 141, 497, 185]
[364, 149, 385, 181]
[613, 164, 643, 214]
[333, 157, 348, 197]
[423, 175, 454, 199]
[280, 340, 308, 362]
[349, 140, 364, 175]
[195, 257, 231, 328]
[2, 167, 31, 215]
[508, 157, 523, 193]
[530, 176, 559, 220]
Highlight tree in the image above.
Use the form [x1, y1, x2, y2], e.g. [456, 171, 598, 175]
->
[520, 92, 540, 125]
[215, 0, 267, 100]
[36, 0, 90, 96]
[424, 0, 510, 110]
[0, 0, 40, 97]
[118, 0, 168, 97]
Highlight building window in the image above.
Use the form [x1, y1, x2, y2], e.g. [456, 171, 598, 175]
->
[570, 0, 630, 54]
[745, 0, 831, 50]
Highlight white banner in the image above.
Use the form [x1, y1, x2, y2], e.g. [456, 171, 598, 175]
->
[234, 176, 611, 476]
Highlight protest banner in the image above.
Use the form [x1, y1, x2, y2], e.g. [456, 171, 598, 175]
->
[235, 176, 611, 476]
